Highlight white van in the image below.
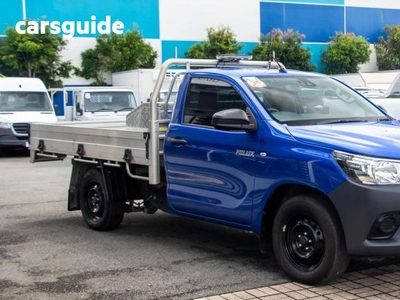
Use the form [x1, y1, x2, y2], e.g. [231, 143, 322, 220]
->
[0, 77, 57, 151]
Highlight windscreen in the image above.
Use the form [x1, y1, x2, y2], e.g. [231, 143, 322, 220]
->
[242, 75, 387, 125]
[84, 91, 137, 112]
[0, 92, 53, 112]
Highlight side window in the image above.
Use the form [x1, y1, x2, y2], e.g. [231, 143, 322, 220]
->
[183, 77, 247, 126]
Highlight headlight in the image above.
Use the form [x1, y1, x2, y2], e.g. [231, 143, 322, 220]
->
[333, 150, 400, 185]
[0, 122, 11, 129]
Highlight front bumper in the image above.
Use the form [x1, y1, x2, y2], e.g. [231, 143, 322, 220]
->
[330, 180, 400, 256]
[0, 129, 28, 148]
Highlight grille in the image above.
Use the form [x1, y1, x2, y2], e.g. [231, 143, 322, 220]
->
[12, 123, 29, 135]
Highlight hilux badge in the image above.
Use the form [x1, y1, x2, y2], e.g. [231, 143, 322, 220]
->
[235, 149, 255, 157]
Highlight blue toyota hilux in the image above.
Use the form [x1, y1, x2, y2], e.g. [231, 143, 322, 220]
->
[163, 64, 400, 285]
[32, 57, 400, 286]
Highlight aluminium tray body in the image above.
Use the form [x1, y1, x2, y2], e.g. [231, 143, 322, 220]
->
[29, 120, 156, 166]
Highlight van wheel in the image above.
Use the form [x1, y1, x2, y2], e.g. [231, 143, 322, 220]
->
[79, 169, 124, 231]
[272, 194, 350, 285]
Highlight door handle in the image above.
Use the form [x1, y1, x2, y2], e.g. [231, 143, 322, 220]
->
[169, 137, 187, 146]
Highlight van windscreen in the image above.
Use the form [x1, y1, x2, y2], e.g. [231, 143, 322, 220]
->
[0, 92, 53, 112]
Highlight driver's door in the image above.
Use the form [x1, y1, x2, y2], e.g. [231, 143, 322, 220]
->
[164, 76, 259, 226]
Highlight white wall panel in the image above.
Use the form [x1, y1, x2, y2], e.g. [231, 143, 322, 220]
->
[60, 38, 97, 85]
[345, 0, 400, 9]
[60, 38, 162, 85]
[146, 39, 163, 69]
[159, 0, 260, 42]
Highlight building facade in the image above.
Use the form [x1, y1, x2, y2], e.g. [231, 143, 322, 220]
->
[1, 0, 400, 84]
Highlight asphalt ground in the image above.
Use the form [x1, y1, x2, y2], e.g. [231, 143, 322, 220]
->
[2, 149, 400, 300]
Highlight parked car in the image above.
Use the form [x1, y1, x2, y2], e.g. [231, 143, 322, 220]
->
[0, 77, 57, 153]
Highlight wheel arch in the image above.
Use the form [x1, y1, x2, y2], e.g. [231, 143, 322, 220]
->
[68, 159, 142, 211]
[259, 183, 346, 254]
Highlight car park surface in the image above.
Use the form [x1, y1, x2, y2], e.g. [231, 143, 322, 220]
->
[2, 151, 400, 300]
[0, 152, 288, 300]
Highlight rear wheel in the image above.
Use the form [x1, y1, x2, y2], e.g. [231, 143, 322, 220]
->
[79, 168, 124, 231]
[272, 194, 350, 285]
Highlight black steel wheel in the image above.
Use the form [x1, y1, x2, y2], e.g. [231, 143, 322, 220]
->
[284, 215, 325, 271]
[86, 183, 105, 221]
[79, 168, 124, 231]
[272, 194, 350, 285]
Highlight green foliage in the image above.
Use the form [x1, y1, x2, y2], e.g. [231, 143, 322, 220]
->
[78, 48, 106, 86]
[0, 24, 73, 87]
[321, 32, 371, 74]
[252, 29, 316, 71]
[185, 26, 244, 59]
[0, 37, 7, 77]
[375, 24, 400, 70]
[76, 27, 158, 85]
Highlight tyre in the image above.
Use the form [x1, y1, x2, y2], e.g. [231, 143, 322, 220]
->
[272, 194, 350, 285]
[79, 168, 124, 231]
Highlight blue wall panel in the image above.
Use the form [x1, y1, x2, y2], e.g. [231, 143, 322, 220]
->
[161, 40, 326, 73]
[161, 41, 198, 61]
[242, 42, 260, 56]
[0, 1, 23, 34]
[260, 3, 285, 33]
[260, 0, 344, 4]
[347, 7, 400, 43]
[260, 3, 344, 43]
[304, 43, 328, 73]
[25, 0, 160, 38]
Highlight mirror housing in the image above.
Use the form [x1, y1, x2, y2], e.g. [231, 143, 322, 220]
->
[211, 108, 257, 132]
[76, 102, 83, 116]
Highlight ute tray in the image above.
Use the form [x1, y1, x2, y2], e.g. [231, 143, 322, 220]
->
[29, 120, 161, 166]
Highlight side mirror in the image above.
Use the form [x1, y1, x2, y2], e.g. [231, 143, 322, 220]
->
[211, 108, 257, 132]
[76, 102, 83, 116]
[53, 104, 59, 115]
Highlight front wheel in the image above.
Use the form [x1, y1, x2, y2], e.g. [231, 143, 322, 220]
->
[272, 194, 350, 285]
[79, 168, 124, 231]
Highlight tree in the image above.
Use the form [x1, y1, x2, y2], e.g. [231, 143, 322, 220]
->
[321, 32, 371, 74]
[76, 27, 158, 85]
[185, 26, 244, 59]
[375, 24, 400, 70]
[252, 29, 316, 71]
[0, 25, 73, 87]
